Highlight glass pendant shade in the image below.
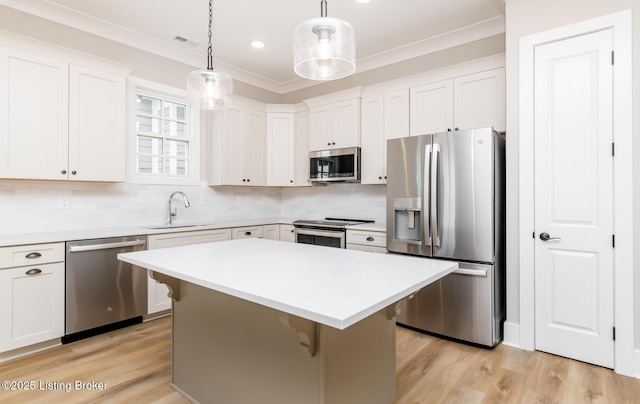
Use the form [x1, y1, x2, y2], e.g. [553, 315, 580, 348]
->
[293, 16, 356, 81]
[187, 69, 233, 111]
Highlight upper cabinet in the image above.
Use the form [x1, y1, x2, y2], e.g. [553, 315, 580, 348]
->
[309, 98, 360, 152]
[209, 102, 266, 186]
[410, 67, 505, 135]
[361, 89, 409, 184]
[265, 106, 310, 187]
[0, 47, 126, 181]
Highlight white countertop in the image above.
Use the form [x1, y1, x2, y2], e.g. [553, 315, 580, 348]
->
[118, 238, 457, 330]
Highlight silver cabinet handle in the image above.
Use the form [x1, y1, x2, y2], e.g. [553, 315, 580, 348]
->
[25, 268, 42, 275]
[25, 252, 42, 259]
[69, 239, 146, 253]
[366, 237, 375, 242]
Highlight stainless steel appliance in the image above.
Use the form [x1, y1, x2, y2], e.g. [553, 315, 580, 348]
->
[293, 218, 374, 248]
[309, 147, 361, 183]
[64, 236, 147, 342]
[386, 127, 505, 347]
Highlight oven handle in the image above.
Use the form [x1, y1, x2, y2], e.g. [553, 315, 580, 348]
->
[68, 239, 146, 253]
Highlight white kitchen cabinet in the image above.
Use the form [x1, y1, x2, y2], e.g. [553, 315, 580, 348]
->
[346, 230, 387, 254]
[147, 228, 232, 315]
[410, 68, 505, 135]
[309, 98, 360, 152]
[210, 104, 266, 186]
[231, 226, 263, 239]
[294, 111, 311, 186]
[0, 47, 126, 181]
[0, 243, 65, 353]
[266, 109, 311, 187]
[279, 224, 296, 243]
[68, 65, 126, 182]
[262, 224, 280, 240]
[361, 89, 409, 184]
[453, 68, 505, 132]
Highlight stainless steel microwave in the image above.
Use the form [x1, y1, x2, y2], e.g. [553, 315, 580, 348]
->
[309, 147, 361, 183]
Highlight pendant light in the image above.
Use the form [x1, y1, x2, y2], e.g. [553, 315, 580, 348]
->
[293, 0, 356, 81]
[187, 0, 233, 110]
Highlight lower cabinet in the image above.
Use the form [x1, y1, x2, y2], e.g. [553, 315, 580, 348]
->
[147, 229, 232, 315]
[279, 224, 296, 243]
[0, 243, 65, 353]
[346, 230, 387, 254]
[262, 224, 279, 240]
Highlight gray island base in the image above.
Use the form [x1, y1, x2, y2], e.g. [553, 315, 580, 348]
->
[118, 238, 457, 404]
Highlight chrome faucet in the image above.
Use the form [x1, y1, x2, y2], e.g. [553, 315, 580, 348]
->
[166, 191, 191, 225]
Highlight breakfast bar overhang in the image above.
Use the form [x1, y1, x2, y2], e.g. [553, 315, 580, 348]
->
[118, 238, 457, 404]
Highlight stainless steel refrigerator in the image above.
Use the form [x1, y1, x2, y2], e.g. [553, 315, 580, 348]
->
[386, 127, 505, 347]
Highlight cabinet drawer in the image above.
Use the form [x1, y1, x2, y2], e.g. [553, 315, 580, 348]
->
[232, 226, 263, 239]
[346, 230, 386, 248]
[0, 243, 65, 269]
[148, 229, 232, 250]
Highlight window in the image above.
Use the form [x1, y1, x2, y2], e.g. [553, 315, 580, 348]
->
[127, 78, 200, 185]
[136, 93, 190, 176]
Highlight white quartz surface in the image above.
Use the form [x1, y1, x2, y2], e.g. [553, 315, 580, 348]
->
[118, 238, 457, 330]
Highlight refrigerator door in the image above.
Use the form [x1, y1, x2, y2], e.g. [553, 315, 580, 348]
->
[396, 262, 500, 347]
[431, 127, 495, 262]
[386, 134, 432, 257]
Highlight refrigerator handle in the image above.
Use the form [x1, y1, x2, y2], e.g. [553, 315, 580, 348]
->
[431, 143, 441, 248]
[424, 144, 432, 246]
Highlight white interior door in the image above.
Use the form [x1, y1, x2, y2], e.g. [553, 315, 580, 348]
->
[534, 29, 614, 368]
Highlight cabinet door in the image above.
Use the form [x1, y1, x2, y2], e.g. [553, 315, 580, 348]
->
[266, 113, 295, 186]
[279, 224, 296, 243]
[309, 106, 332, 151]
[410, 80, 454, 136]
[360, 94, 385, 184]
[262, 224, 280, 240]
[243, 108, 266, 185]
[453, 68, 505, 132]
[0, 263, 64, 352]
[221, 105, 245, 185]
[69, 65, 126, 182]
[0, 48, 69, 180]
[384, 89, 410, 180]
[294, 111, 311, 186]
[147, 229, 232, 315]
[332, 98, 360, 149]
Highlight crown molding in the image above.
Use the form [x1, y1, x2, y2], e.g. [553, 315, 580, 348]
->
[0, 0, 505, 95]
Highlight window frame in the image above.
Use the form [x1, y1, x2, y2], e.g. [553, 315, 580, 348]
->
[126, 77, 201, 185]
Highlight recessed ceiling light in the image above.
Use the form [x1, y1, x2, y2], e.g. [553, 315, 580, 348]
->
[251, 41, 265, 49]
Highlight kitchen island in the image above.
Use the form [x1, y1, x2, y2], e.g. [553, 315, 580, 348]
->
[118, 238, 457, 404]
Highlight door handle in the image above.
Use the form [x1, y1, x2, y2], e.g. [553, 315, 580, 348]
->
[539, 232, 561, 241]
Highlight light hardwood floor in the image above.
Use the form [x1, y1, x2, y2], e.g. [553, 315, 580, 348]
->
[0, 317, 638, 403]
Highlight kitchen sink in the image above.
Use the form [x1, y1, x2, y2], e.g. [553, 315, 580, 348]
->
[141, 223, 216, 230]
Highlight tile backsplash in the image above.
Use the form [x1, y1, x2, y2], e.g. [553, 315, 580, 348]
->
[0, 181, 387, 236]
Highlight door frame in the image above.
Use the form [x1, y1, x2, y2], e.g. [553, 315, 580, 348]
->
[518, 10, 633, 376]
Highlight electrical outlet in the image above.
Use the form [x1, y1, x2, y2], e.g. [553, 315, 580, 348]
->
[59, 196, 70, 209]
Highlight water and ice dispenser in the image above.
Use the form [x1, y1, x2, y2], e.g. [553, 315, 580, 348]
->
[393, 197, 422, 242]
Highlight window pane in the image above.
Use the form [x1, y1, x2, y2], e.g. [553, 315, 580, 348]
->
[138, 155, 163, 174]
[137, 116, 162, 134]
[138, 135, 163, 155]
[164, 158, 189, 176]
[165, 139, 189, 158]
[137, 95, 162, 117]
[163, 102, 187, 122]
[163, 121, 187, 138]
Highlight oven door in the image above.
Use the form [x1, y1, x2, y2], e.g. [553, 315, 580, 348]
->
[294, 227, 345, 249]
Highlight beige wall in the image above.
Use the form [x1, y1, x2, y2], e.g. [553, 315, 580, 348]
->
[504, 0, 639, 345]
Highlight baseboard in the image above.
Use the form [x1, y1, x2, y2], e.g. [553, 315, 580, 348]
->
[502, 321, 520, 348]
[634, 349, 640, 379]
[0, 339, 61, 363]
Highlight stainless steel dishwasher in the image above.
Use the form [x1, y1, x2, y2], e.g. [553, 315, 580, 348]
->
[64, 236, 147, 342]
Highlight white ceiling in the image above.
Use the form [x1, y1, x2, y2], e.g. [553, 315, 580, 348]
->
[0, 0, 505, 94]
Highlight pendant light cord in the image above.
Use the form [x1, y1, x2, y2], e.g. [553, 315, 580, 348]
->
[207, 0, 214, 70]
[320, 0, 327, 17]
